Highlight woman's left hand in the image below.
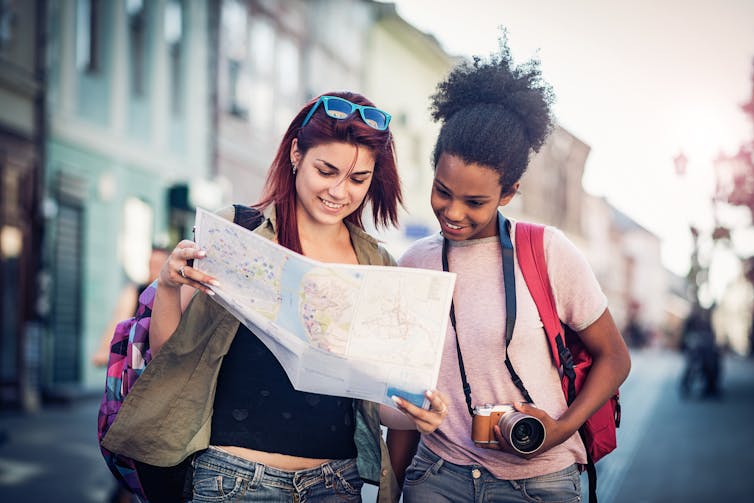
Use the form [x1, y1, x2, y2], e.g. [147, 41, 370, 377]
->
[391, 390, 449, 434]
[481, 402, 574, 459]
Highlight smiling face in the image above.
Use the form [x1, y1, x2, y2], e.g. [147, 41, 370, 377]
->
[291, 140, 375, 228]
[431, 153, 518, 241]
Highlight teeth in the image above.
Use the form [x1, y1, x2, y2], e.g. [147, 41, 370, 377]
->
[321, 198, 344, 209]
[446, 221, 461, 230]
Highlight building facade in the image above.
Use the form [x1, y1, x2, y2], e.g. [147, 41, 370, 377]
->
[607, 205, 669, 342]
[506, 125, 674, 342]
[43, 0, 214, 393]
[363, 1, 456, 254]
[509, 126, 591, 240]
[214, 0, 375, 206]
[0, 0, 47, 410]
[0, 0, 688, 408]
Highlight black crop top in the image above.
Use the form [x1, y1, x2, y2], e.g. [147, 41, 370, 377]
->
[210, 324, 357, 459]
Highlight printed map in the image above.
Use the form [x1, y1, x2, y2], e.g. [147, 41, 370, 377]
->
[193, 208, 456, 408]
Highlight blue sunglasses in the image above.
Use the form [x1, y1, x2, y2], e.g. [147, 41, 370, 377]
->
[301, 96, 392, 131]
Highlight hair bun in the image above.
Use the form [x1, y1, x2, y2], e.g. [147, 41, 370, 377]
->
[430, 34, 554, 152]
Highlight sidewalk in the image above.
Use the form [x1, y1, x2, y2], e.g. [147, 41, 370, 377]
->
[0, 393, 113, 503]
[610, 350, 754, 502]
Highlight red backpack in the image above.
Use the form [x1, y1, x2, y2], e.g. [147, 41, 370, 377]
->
[515, 221, 621, 503]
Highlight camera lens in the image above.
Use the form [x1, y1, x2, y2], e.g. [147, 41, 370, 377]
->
[499, 412, 545, 454]
[513, 421, 533, 439]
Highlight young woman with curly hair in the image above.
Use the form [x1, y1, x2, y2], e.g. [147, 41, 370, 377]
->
[388, 38, 630, 503]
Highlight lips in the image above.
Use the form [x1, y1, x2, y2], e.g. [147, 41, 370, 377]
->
[440, 217, 467, 237]
[319, 197, 346, 210]
[440, 216, 465, 230]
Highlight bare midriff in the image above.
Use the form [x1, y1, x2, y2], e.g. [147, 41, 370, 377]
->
[215, 446, 330, 471]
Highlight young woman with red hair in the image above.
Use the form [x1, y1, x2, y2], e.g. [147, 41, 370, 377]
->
[102, 91, 447, 503]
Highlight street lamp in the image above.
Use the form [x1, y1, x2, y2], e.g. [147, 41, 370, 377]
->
[674, 151, 688, 177]
[673, 150, 704, 306]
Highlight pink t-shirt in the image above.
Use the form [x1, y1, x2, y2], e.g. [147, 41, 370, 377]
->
[399, 220, 607, 480]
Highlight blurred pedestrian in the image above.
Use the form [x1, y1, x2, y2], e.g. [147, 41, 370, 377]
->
[623, 301, 649, 348]
[91, 246, 170, 367]
[623, 318, 648, 348]
[680, 306, 721, 398]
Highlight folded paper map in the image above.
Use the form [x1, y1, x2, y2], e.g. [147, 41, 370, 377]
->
[193, 208, 456, 408]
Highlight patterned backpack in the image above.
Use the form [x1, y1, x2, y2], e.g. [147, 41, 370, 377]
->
[96, 205, 264, 501]
[97, 281, 156, 501]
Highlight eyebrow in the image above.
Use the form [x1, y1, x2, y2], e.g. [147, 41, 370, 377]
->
[434, 179, 492, 201]
[316, 158, 373, 176]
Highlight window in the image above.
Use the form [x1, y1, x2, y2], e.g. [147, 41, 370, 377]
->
[165, 0, 184, 117]
[121, 197, 154, 283]
[127, 0, 146, 96]
[222, 0, 248, 118]
[222, 0, 247, 60]
[0, 0, 15, 51]
[76, 0, 100, 73]
[274, 35, 300, 136]
[228, 59, 249, 118]
[276, 35, 299, 96]
[248, 17, 274, 130]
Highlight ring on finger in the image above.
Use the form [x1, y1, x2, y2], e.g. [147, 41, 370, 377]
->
[179, 265, 187, 278]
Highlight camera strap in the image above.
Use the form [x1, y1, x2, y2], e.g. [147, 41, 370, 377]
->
[442, 212, 534, 418]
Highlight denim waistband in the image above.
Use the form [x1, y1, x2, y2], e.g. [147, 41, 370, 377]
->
[415, 442, 579, 482]
[415, 442, 474, 474]
[193, 446, 358, 491]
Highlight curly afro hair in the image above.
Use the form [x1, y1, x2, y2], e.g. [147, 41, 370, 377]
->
[430, 33, 555, 194]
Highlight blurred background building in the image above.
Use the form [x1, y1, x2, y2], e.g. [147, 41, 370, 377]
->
[4, 0, 744, 412]
[0, 0, 47, 411]
[42, 0, 215, 401]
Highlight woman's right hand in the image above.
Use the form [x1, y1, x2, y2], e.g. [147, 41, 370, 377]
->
[160, 240, 218, 296]
[382, 390, 449, 434]
[151, 241, 218, 354]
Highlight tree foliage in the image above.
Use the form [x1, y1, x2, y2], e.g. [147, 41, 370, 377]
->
[714, 61, 754, 245]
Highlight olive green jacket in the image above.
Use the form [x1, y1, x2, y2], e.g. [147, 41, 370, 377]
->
[101, 206, 400, 502]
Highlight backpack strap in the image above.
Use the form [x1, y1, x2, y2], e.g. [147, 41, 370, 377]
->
[497, 215, 533, 404]
[514, 221, 599, 503]
[232, 204, 265, 230]
[441, 213, 533, 415]
[514, 222, 577, 401]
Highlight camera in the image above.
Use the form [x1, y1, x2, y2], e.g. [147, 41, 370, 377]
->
[471, 404, 546, 454]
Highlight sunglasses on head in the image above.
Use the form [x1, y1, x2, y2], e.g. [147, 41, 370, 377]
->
[301, 95, 392, 131]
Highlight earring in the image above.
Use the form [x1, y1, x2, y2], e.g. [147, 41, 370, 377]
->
[292, 162, 297, 175]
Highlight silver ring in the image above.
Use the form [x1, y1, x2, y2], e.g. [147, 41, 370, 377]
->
[179, 265, 186, 278]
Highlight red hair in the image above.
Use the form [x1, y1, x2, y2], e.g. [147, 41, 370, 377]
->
[255, 91, 403, 253]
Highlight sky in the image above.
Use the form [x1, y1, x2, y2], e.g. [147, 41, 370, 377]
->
[385, 0, 754, 295]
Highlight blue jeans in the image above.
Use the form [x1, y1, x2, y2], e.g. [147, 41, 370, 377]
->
[190, 447, 363, 502]
[402, 443, 581, 503]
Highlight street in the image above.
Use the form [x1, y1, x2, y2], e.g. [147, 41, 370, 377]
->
[605, 348, 754, 503]
[1, 348, 753, 502]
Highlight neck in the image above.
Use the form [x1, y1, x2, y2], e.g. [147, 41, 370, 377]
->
[298, 219, 357, 264]
[298, 219, 347, 242]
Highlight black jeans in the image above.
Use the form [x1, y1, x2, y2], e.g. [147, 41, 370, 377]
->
[135, 456, 194, 503]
